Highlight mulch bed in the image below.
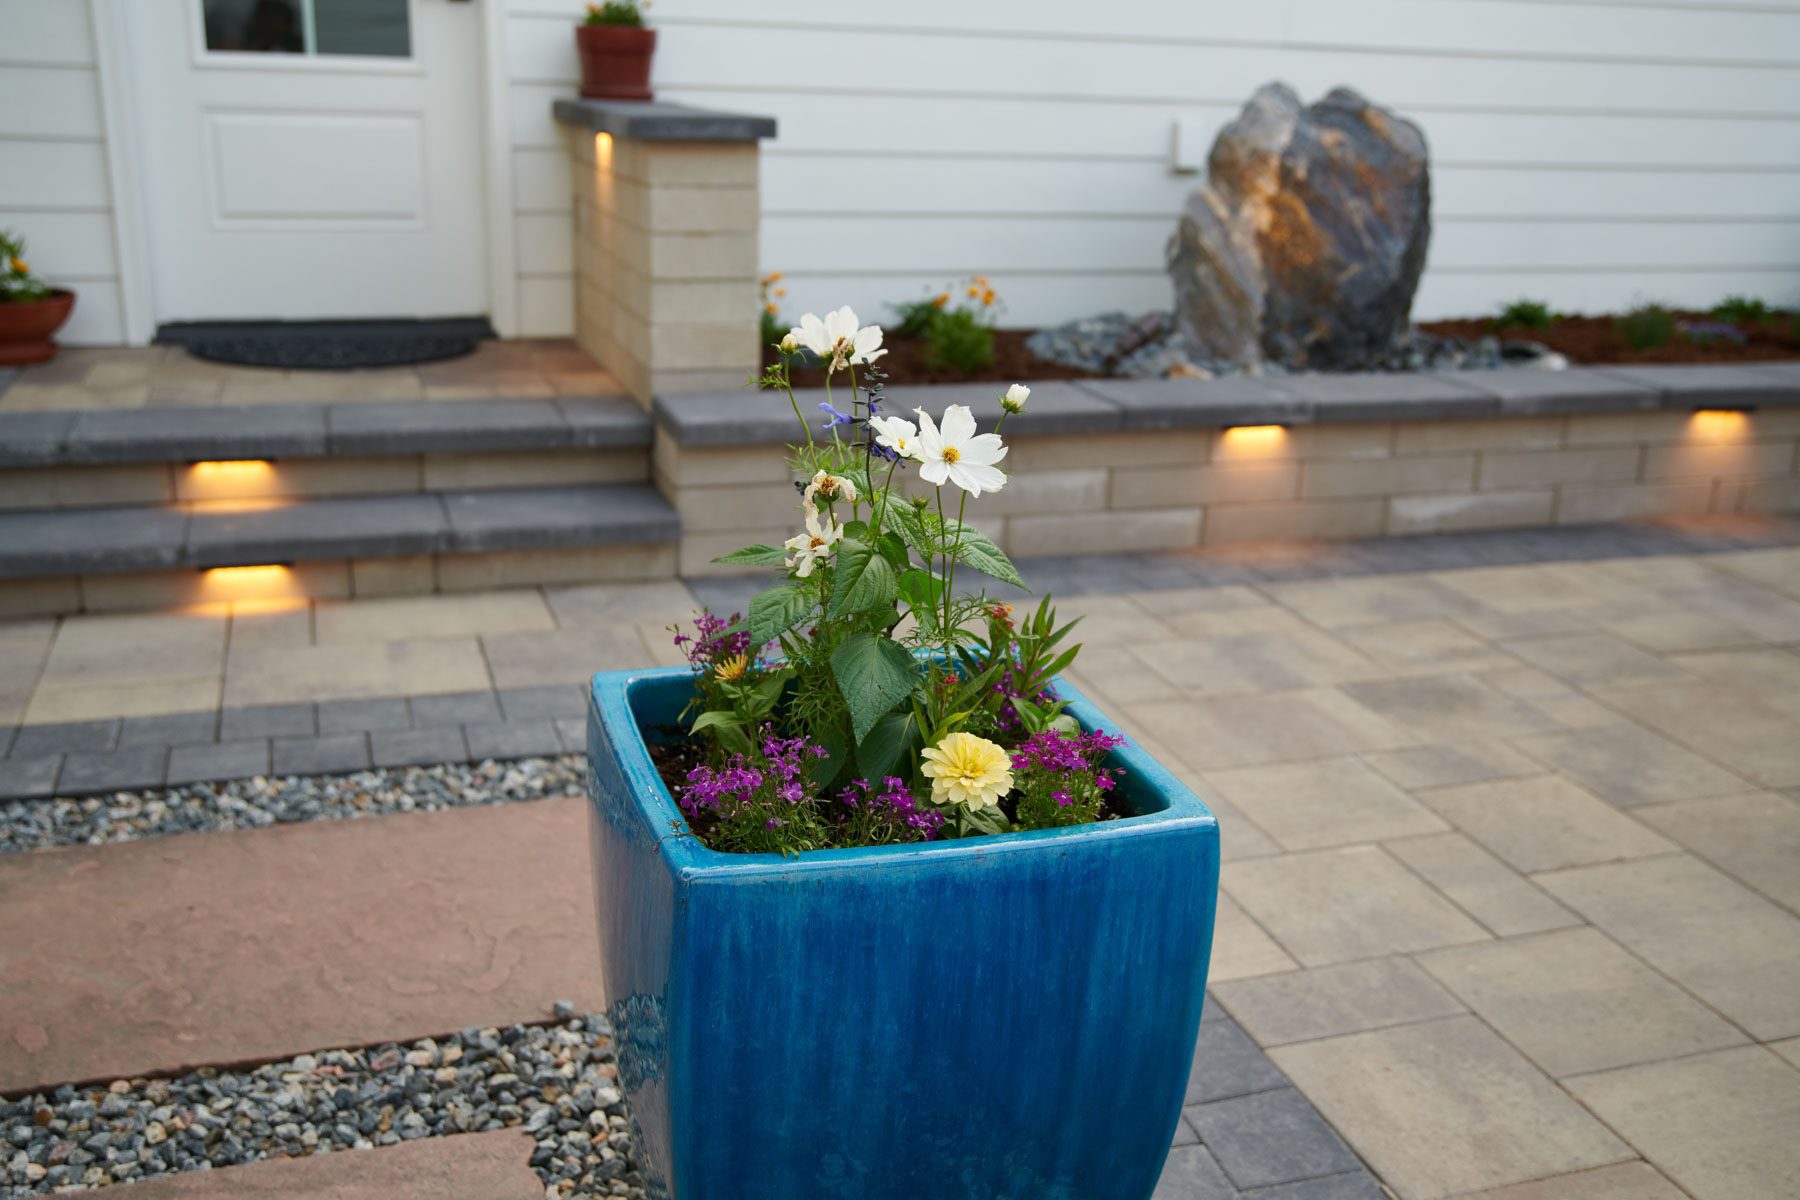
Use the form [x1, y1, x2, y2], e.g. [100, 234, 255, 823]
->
[1419, 312, 1800, 365]
[766, 328, 1099, 388]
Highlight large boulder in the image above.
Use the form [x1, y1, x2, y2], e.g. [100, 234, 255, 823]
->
[1167, 83, 1431, 372]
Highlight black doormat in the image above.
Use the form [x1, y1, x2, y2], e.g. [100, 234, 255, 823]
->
[157, 318, 494, 370]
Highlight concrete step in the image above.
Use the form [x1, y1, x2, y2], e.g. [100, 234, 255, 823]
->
[0, 484, 679, 578]
[119, 1130, 543, 1200]
[0, 795, 604, 1094]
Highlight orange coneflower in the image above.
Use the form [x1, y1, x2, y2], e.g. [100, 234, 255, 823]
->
[932, 292, 950, 308]
[713, 654, 749, 682]
[981, 288, 996, 306]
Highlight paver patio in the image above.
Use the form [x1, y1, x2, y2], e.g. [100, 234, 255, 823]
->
[4, 522, 1800, 1198]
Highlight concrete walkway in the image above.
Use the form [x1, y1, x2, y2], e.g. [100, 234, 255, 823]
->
[3, 523, 1800, 1198]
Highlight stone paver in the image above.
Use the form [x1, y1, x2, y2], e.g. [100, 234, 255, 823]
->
[1512, 724, 1751, 809]
[1212, 957, 1464, 1047]
[1414, 775, 1676, 873]
[1207, 892, 1299, 982]
[0, 795, 603, 1093]
[1204, 756, 1446, 852]
[1186, 1087, 1360, 1190]
[1563, 1046, 1800, 1200]
[1455, 1162, 1687, 1200]
[1270, 1016, 1633, 1199]
[1383, 832, 1581, 937]
[1635, 790, 1800, 913]
[118, 1129, 542, 1199]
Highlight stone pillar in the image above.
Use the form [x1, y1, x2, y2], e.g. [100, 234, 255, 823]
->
[553, 99, 776, 408]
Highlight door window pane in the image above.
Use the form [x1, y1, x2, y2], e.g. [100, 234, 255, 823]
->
[202, 0, 410, 59]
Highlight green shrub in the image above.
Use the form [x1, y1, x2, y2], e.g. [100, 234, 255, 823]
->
[925, 308, 995, 372]
[1493, 299, 1557, 332]
[583, 1, 645, 27]
[1711, 295, 1770, 325]
[891, 295, 946, 340]
[1616, 304, 1676, 351]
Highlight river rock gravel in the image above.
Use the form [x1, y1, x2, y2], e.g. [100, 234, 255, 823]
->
[0, 756, 587, 854]
[0, 1016, 643, 1198]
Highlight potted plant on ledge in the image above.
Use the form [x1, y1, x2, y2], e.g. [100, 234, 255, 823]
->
[0, 230, 75, 366]
[585, 306, 1221, 1199]
[576, 0, 655, 102]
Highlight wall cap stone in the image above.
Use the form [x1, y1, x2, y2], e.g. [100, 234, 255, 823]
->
[552, 97, 777, 142]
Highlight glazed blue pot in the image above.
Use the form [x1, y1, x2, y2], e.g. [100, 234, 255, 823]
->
[586, 665, 1219, 1200]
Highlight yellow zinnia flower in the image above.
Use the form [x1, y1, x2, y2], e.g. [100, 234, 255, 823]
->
[713, 653, 748, 682]
[920, 732, 1013, 811]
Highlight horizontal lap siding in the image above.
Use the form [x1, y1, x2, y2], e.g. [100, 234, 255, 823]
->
[0, 2, 123, 344]
[504, 0, 1800, 330]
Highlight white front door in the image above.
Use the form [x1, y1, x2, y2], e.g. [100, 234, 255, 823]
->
[125, 0, 488, 323]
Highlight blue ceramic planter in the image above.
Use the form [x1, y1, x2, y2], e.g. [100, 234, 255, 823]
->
[586, 665, 1219, 1200]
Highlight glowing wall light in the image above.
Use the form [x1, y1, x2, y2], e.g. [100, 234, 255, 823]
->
[184, 459, 278, 506]
[1689, 409, 1752, 441]
[1217, 424, 1289, 456]
[595, 131, 613, 167]
[197, 564, 298, 604]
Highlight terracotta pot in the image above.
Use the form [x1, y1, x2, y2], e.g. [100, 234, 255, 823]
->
[0, 289, 76, 366]
[576, 24, 656, 101]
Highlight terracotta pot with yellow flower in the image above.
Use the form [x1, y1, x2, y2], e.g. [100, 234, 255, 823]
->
[576, 0, 655, 102]
[583, 305, 1219, 1199]
[0, 230, 75, 367]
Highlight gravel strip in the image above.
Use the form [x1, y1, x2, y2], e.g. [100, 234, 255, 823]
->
[0, 1012, 644, 1198]
[0, 757, 587, 854]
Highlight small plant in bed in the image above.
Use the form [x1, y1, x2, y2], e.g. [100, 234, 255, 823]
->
[1712, 295, 1771, 325]
[1616, 303, 1677, 351]
[889, 275, 1001, 373]
[1493, 298, 1557, 332]
[662, 308, 1114, 854]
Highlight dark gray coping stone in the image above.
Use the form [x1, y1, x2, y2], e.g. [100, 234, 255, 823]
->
[62, 404, 327, 465]
[654, 363, 1800, 447]
[1240, 1173, 1388, 1200]
[554, 715, 587, 753]
[271, 733, 371, 776]
[552, 96, 776, 142]
[166, 739, 270, 786]
[1594, 364, 1800, 409]
[0, 411, 76, 467]
[0, 754, 61, 800]
[0, 395, 648, 469]
[316, 696, 412, 735]
[442, 484, 678, 551]
[1186, 1087, 1360, 1190]
[409, 690, 502, 728]
[464, 719, 564, 762]
[219, 702, 316, 740]
[0, 505, 189, 575]
[118, 710, 218, 747]
[497, 684, 588, 721]
[1188, 1011, 1288, 1105]
[1154, 1144, 1237, 1199]
[185, 494, 448, 568]
[11, 719, 120, 757]
[370, 726, 467, 769]
[56, 746, 169, 796]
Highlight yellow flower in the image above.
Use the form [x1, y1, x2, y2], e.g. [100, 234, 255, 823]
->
[931, 292, 949, 308]
[920, 732, 1013, 811]
[713, 654, 748, 682]
[11, 258, 26, 274]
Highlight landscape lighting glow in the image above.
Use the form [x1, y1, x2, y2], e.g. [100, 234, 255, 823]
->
[1689, 409, 1751, 439]
[198, 564, 297, 603]
[1218, 424, 1289, 455]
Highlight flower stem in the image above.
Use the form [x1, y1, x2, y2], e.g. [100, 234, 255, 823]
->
[944, 489, 968, 643]
[780, 354, 812, 451]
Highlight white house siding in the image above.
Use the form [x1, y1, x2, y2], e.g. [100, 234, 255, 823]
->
[504, 0, 1800, 334]
[0, 0, 126, 344]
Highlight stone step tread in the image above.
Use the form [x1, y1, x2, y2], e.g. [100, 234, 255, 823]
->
[0, 483, 679, 577]
[0, 394, 648, 468]
[0, 795, 603, 1095]
[117, 1129, 542, 1200]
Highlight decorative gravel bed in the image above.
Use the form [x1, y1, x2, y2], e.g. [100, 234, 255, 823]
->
[0, 756, 587, 854]
[0, 1012, 645, 1198]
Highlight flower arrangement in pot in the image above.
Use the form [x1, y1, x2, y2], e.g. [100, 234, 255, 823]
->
[576, 0, 655, 102]
[0, 230, 76, 366]
[585, 305, 1219, 1199]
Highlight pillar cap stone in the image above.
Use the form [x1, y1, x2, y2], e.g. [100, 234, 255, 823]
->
[552, 97, 777, 141]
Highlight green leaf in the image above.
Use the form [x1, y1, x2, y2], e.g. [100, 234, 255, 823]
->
[712, 544, 789, 566]
[856, 710, 915, 781]
[828, 539, 898, 619]
[810, 722, 848, 787]
[877, 530, 912, 571]
[749, 584, 816, 649]
[896, 569, 943, 632]
[943, 519, 1025, 589]
[888, 504, 935, 558]
[689, 710, 752, 756]
[830, 632, 917, 743]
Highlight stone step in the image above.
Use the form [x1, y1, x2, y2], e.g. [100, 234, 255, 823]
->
[0, 794, 604, 1095]
[0, 396, 648, 469]
[0, 484, 679, 579]
[118, 1130, 543, 1200]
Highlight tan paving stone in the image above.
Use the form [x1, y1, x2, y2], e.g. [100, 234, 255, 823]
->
[1162, 762, 1282, 859]
[1538, 854, 1800, 1040]
[0, 797, 604, 1093]
[1360, 740, 1542, 790]
[1563, 1046, 1800, 1200]
[1454, 1162, 1686, 1200]
[1126, 583, 1271, 623]
[1418, 927, 1747, 1078]
[1650, 574, 1800, 643]
[544, 579, 700, 627]
[1223, 845, 1488, 967]
[1340, 673, 1565, 742]
[1124, 688, 1416, 771]
[482, 626, 656, 689]
[37, 610, 229, 690]
[1635, 791, 1800, 913]
[1384, 832, 1581, 937]
[226, 601, 314, 655]
[314, 590, 557, 645]
[1134, 626, 1381, 697]
[121, 1129, 542, 1199]
[1206, 891, 1299, 982]
[1055, 643, 1181, 704]
[223, 637, 491, 706]
[25, 676, 224, 724]
[1708, 546, 1800, 599]
[1261, 574, 1484, 629]
[1203, 755, 1447, 851]
[1211, 956, 1465, 1047]
[1335, 618, 1515, 675]
[1595, 606, 1766, 653]
[1268, 1016, 1633, 1199]
[1594, 680, 1800, 789]
[1772, 1038, 1800, 1069]
[1501, 632, 1692, 689]
[1512, 725, 1752, 809]
[1431, 562, 1623, 614]
[1416, 775, 1676, 873]
[1143, 603, 1320, 641]
[1034, 594, 1180, 645]
[1669, 647, 1800, 720]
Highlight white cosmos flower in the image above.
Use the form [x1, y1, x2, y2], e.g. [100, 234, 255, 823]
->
[790, 306, 887, 373]
[913, 404, 1008, 497]
[782, 506, 843, 578]
[801, 470, 858, 507]
[1001, 383, 1030, 414]
[867, 414, 919, 460]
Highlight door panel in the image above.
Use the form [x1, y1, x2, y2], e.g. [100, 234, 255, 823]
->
[128, 0, 488, 322]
